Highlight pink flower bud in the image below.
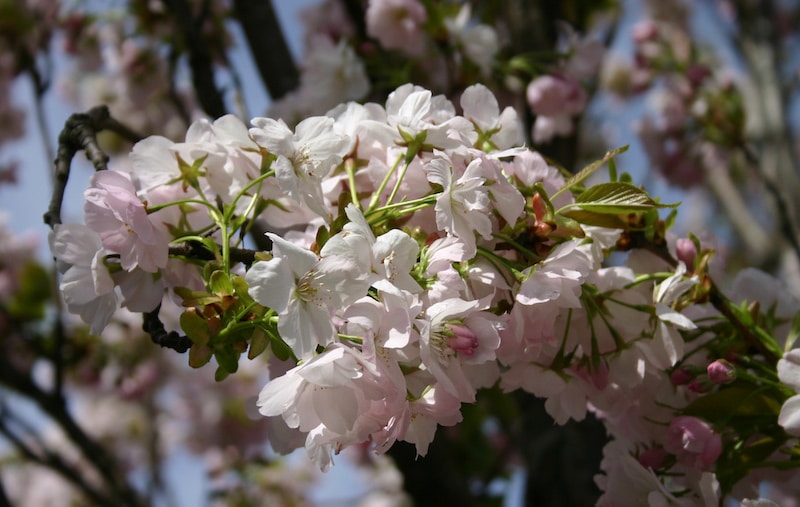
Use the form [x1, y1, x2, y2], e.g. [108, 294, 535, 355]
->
[663, 416, 723, 471]
[638, 447, 667, 470]
[670, 367, 694, 386]
[675, 238, 697, 268]
[707, 359, 736, 385]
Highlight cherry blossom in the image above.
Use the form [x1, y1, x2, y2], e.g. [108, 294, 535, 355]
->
[249, 115, 350, 220]
[84, 170, 169, 273]
[50, 223, 119, 334]
[245, 233, 367, 360]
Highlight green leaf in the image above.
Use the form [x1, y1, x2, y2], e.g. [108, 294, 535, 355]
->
[214, 365, 231, 382]
[559, 209, 628, 228]
[180, 311, 212, 347]
[232, 275, 255, 307]
[214, 346, 240, 375]
[682, 384, 782, 421]
[269, 331, 295, 361]
[174, 287, 220, 307]
[549, 214, 587, 238]
[248, 327, 269, 360]
[551, 146, 629, 200]
[572, 182, 656, 214]
[189, 343, 213, 368]
[209, 270, 234, 296]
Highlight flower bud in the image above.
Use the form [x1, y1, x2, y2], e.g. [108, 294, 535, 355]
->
[670, 367, 694, 386]
[675, 238, 697, 268]
[707, 359, 736, 385]
[638, 447, 667, 470]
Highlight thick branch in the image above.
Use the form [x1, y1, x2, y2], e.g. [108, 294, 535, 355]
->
[164, 0, 227, 118]
[231, 0, 299, 101]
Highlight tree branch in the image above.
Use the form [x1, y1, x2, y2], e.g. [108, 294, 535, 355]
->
[43, 106, 143, 229]
[163, 0, 227, 118]
[143, 307, 192, 353]
[231, 0, 299, 101]
[0, 360, 144, 506]
[0, 408, 111, 506]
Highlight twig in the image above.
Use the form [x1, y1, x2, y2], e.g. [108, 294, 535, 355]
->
[143, 307, 192, 353]
[169, 241, 258, 266]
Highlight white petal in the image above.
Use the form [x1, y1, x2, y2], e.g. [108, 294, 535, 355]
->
[313, 387, 358, 434]
[778, 349, 800, 392]
[461, 83, 498, 131]
[250, 117, 294, 156]
[779, 394, 800, 436]
[299, 347, 361, 387]
[257, 372, 304, 419]
[655, 302, 697, 330]
[245, 258, 293, 313]
[268, 233, 318, 274]
[51, 224, 103, 266]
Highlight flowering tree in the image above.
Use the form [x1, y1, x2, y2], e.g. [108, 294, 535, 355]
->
[2, 1, 800, 506]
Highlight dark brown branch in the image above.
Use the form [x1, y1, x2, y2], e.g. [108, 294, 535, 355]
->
[169, 241, 259, 266]
[167, 47, 193, 125]
[143, 307, 192, 353]
[0, 358, 144, 507]
[0, 409, 111, 506]
[43, 106, 143, 229]
[232, 0, 299, 101]
[164, 0, 227, 118]
[341, 0, 368, 41]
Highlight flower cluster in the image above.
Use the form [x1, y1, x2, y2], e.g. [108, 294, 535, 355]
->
[49, 82, 800, 504]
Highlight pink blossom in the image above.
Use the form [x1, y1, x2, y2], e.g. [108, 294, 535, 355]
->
[663, 416, 723, 471]
[84, 170, 169, 273]
[366, 0, 427, 56]
[245, 233, 368, 360]
[419, 298, 503, 402]
[256, 344, 385, 471]
[526, 75, 587, 118]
